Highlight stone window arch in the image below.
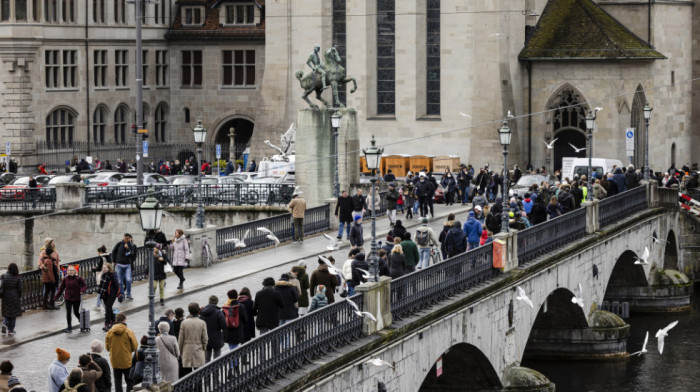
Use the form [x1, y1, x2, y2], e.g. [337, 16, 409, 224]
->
[155, 102, 168, 142]
[46, 107, 76, 147]
[93, 105, 108, 145]
[114, 104, 129, 144]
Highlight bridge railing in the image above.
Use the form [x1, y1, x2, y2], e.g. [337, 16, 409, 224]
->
[517, 207, 587, 266]
[391, 243, 496, 320]
[598, 186, 647, 227]
[216, 204, 330, 258]
[0, 188, 56, 211]
[171, 293, 364, 392]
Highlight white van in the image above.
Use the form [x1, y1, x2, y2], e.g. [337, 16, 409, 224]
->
[562, 158, 624, 181]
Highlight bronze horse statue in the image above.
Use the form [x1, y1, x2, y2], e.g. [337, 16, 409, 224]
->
[295, 47, 357, 109]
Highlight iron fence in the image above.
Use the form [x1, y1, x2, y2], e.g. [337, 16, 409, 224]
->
[598, 186, 647, 228]
[391, 243, 496, 320]
[172, 293, 364, 392]
[0, 188, 56, 211]
[517, 207, 587, 266]
[216, 204, 330, 258]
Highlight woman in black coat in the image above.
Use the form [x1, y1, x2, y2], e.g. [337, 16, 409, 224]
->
[238, 287, 255, 342]
[151, 248, 169, 306]
[1, 263, 22, 335]
[388, 246, 406, 279]
[390, 220, 406, 244]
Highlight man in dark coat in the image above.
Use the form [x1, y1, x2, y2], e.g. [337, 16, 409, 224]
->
[416, 173, 434, 218]
[383, 169, 396, 182]
[457, 167, 472, 205]
[111, 233, 137, 300]
[351, 189, 367, 218]
[310, 258, 338, 303]
[350, 253, 369, 287]
[335, 190, 354, 240]
[612, 167, 627, 192]
[252, 277, 283, 334]
[625, 165, 640, 189]
[89, 340, 112, 392]
[274, 274, 299, 325]
[199, 295, 227, 362]
[349, 215, 364, 248]
[445, 221, 467, 257]
[570, 181, 583, 210]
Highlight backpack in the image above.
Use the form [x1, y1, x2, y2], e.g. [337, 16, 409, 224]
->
[62, 381, 86, 392]
[416, 229, 430, 246]
[222, 305, 240, 329]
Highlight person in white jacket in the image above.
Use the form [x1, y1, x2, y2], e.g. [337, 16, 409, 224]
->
[342, 248, 361, 296]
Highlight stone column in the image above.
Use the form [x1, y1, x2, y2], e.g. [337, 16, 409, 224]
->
[228, 127, 236, 160]
[355, 276, 392, 336]
[326, 197, 338, 231]
[583, 200, 599, 234]
[54, 183, 85, 210]
[184, 225, 218, 268]
[494, 231, 518, 272]
[644, 180, 658, 208]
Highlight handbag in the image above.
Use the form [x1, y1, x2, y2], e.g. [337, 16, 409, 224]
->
[164, 263, 173, 274]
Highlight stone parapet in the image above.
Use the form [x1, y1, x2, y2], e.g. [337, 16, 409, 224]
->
[583, 200, 599, 234]
[495, 231, 518, 272]
[356, 275, 392, 336]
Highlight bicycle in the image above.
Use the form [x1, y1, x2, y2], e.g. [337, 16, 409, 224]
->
[202, 234, 215, 268]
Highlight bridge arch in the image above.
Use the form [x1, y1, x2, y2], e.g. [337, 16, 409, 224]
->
[664, 230, 678, 270]
[606, 250, 649, 290]
[419, 343, 502, 391]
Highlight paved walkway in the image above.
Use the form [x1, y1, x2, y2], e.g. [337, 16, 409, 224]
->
[1, 203, 470, 352]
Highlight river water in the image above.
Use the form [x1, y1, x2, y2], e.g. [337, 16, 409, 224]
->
[523, 287, 700, 392]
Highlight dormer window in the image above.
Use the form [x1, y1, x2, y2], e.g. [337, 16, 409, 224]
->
[183, 6, 204, 26]
[222, 3, 259, 26]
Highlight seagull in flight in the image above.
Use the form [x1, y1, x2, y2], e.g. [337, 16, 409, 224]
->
[516, 286, 534, 308]
[634, 247, 650, 265]
[346, 297, 377, 322]
[543, 138, 558, 149]
[507, 110, 515, 119]
[459, 112, 472, 119]
[571, 283, 584, 308]
[356, 268, 372, 280]
[257, 227, 280, 246]
[365, 358, 395, 369]
[323, 233, 340, 250]
[630, 331, 649, 356]
[488, 33, 504, 38]
[224, 229, 249, 249]
[319, 255, 345, 284]
[650, 235, 669, 245]
[655, 320, 678, 354]
[569, 143, 587, 153]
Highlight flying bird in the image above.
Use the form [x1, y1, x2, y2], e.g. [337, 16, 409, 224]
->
[346, 298, 377, 322]
[630, 331, 649, 356]
[488, 33, 504, 38]
[571, 283, 584, 308]
[655, 320, 678, 354]
[356, 268, 372, 280]
[507, 110, 515, 118]
[459, 112, 472, 119]
[634, 247, 650, 265]
[224, 229, 250, 249]
[365, 358, 395, 369]
[319, 256, 345, 284]
[516, 286, 534, 309]
[650, 235, 669, 245]
[594, 107, 603, 112]
[323, 233, 340, 250]
[568, 143, 587, 153]
[543, 138, 558, 149]
[257, 227, 279, 246]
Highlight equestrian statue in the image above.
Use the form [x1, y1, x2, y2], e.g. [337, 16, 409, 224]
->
[295, 45, 357, 109]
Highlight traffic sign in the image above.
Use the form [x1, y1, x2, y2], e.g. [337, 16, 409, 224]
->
[143, 141, 148, 157]
[625, 128, 635, 156]
[216, 144, 221, 159]
[137, 129, 149, 134]
[5, 142, 9, 155]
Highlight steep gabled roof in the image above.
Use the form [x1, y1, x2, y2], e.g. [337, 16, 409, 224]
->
[166, 0, 265, 41]
[519, 0, 665, 61]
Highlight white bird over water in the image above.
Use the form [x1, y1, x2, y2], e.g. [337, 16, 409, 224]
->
[346, 298, 377, 322]
[634, 247, 650, 265]
[630, 331, 649, 356]
[568, 142, 587, 153]
[650, 235, 669, 245]
[571, 283, 585, 308]
[257, 227, 280, 246]
[323, 233, 339, 250]
[543, 138, 558, 149]
[655, 320, 678, 354]
[365, 358, 395, 369]
[224, 229, 249, 249]
[516, 286, 534, 309]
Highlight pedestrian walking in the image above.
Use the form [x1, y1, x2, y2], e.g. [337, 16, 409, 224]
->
[0, 360, 14, 391]
[57, 368, 89, 392]
[155, 322, 180, 383]
[97, 263, 122, 331]
[1, 263, 22, 336]
[178, 303, 208, 375]
[54, 266, 87, 333]
[439, 213, 456, 260]
[385, 183, 399, 227]
[463, 211, 483, 250]
[151, 248, 169, 306]
[310, 257, 338, 304]
[111, 234, 136, 301]
[335, 190, 354, 240]
[77, 354, 103, 392]
[168, 229, 189, 289]
[441, 172, 458, 205]
[275, 274, 299, 326]
[252, 278, 283, 335]
[288, 190, 307, 243]
[404, 184, 415, 219]
[397, 187, 405, 215]
[294, 263, 310, 315]
[350, 253, 369, 288]
[415, 218, 439, 269]
[349, 215, 364, 248]
[92, 246, 111, 311]
[5, 376, 25, 392]
[28, 176, 38, 209]
[48, 348, 70, 392]
[308, 285, 328, 312]
[222, 290, 248, 352]
[389, 245, 407, 279]
[445, 221, 467, 257]
[105, 313, 138, 392]
[390, 219, 406, 242]
[365, 187, 382, 218]
[88, 340, 112, 392]
[39, 238, 60, 310]
[351, 189, 367, 219]
[399, 233, 419, 273]
[416, 173, 434, 218]
[200, 296, 226, 362]
[238, 288, 255, 342]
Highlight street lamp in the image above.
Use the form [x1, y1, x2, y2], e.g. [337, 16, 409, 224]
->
[331, 111, 342, 198]
[498, 119, 511, 233]
[643, 103, 652, 180]
[362, 135, 383, 283]
[192, 118, 207, 228]
[585, 109, 597, 201]
[138, 187, 163, 388]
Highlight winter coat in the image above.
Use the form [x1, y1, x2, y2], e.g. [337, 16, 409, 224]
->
[612, 168, 627, 192]
[379, 257, 390, 277]
[48, 359, 69, 392]
[296, 267, 310, 307]
[308, 291, 328, 312]
[105, 322, 139, 369]
[238, 295, 255, 341]
[199, 304, 226, 350]
[349, 222, 364, 248]
[400, 240, 419, 268]
[558, 191, 575, 213]
[97, 272, 121, 301]
[88, 353, 111, 392]
[391, 224, 407, 242]
[222, 299, 248, 345]
[471, 194, 487, 210]
[547, 203, 563, 219]
[54, 275, 87, 302]
[152, 251, 169, 281]
[570, 187, 583, 209]
[416, 179, 434, 198]
[530, 203, 548, 225]
[1, 272, 22, 319]
[441, 176, 458, 193]
[351, 255, 369, 286]
[485, 212, 502, 234]
[385, 189, 399, 210]
[288, 197, 307, 219]
[365, 192, 382, 211]
[335, 195, 355, 223]
[39, 249, 60, 283]
[156, 333, 180, 382]
[178, 315, 208, 368]
[626, 171, 640, 189]
[78, 362, 103, 392]
[111, 240, 136, 266]
[522, 199, 533, 214]
[593, 183, 607, 200]
[351, 194, 367, 212]
[389, 253, 407, 279]
[445, 227, 467, 257]
[415, 226, 439, 249]
[253, 286, 283, 329]
[274, 281, 299, 321]
[310, 265, 337, 303]
[169, 236, 190, 267]
[463, 217, 483, 243]
[439, 221, 453, 256]
[342, 258, 354, 282]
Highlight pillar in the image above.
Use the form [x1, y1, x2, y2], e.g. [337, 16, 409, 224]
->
[326, 197, 338, 231]
[355, 275, 392, 335]
[644, 180, 658, 208]
[494, 231, 518, 272]
[54, 183, 85, 210]
[583, 200, 599, 234]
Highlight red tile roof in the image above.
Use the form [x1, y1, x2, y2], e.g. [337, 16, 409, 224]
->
[167, 0, 265, 41]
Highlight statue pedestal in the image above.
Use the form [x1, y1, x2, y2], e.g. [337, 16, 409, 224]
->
[295, 108, 359, 206]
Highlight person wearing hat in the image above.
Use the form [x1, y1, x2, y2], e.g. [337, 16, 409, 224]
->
[463, 211, 483, 251]
[6, 376, 26, 392]
[349, 215, 364, 249]
[385, 183, 399, 227]
[48, 348, 70, 392]
[288, 189, 307, 243]
[199, 295, 226, 363]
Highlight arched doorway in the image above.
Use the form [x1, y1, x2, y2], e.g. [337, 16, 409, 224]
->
[419, 343, 502, 391]
[215, 118, 254, 161]
[664, 230, 678, 270]
[630, 85, 647, 169]
[546, 85, 589, 171]
[553, 128, 587, 173]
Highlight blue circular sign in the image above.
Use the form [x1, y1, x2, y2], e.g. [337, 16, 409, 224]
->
[626, 131, 634, 138]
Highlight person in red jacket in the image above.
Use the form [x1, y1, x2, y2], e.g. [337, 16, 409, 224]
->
[54, 266, 87, 333]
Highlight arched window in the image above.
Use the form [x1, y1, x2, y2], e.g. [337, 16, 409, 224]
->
[114, 104, 129, 144]
[671, 143, 676, 167]
[141, 102, 150, 132]
[155, 102, 168, 142]
[93, 106, 107, 145]
[184, 107, 190, 123]
[46, 107, 75, 147]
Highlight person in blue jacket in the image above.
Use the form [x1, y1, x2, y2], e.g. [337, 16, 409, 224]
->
[462, 211, 483, 250]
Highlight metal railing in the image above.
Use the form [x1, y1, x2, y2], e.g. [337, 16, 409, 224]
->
[391, 243, 496, 320]
[172, 293, 364, 392]
[0, 188, 56, 211]
[84, 183, 293, 208]
[216, 204, 330, 258]
[517, 207, 587, 266]
[19, 247, 151, 311]
[598, 186, 647, 227]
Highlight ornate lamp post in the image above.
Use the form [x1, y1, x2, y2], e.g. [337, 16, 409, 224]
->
[331, 111, 342, 198]
[498, 120, 512, 233]
[585, 109, 597, 201]
[138, 187, 164, 388]
[362, 136, 383, 282]
[192, 118, 207, 228]
[643, 103, 652, 180]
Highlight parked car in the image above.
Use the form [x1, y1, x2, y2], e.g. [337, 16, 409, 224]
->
[110, 174, 170, 204]
[0, 172, 16, 186]
[252, 172, 295, 204]
[509, 174, 558, 198]
[230, 172, 260, 183]
[46, 174, 82, 187]
[83, 172, 124, 187]
[0, 175, 53, 200]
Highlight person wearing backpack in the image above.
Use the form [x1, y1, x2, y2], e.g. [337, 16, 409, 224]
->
[415, 218, 439, 270]
[222, 289, 248, 352]
[57, 368, 89, 392]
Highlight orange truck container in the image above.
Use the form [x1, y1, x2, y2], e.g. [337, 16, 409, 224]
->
[360, 156, 369, 174]
[409, 156, 433, 174]
[383, 155, 410, 177]
[433, 155, 461, 173]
